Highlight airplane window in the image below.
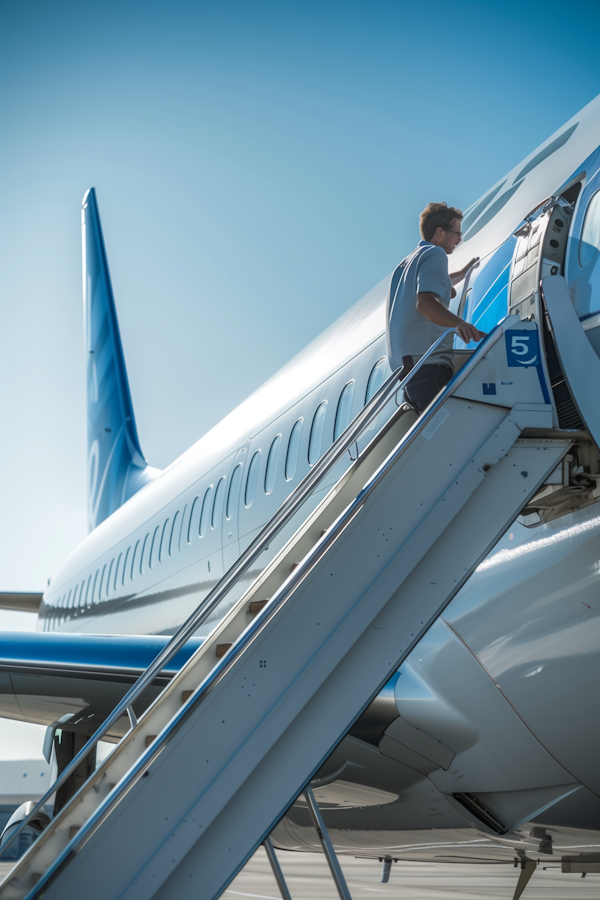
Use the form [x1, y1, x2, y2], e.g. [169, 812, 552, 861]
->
[285, 419, 303, 481]
[334, 381, 355, 441]
[579, 190, 600, 267]
[212, 478, 226, 529]
[66, 589, 73, 609]
[131, 540, 140, 578]
[84, 574, 92, 607]
[308, 402, 327, 465]
[169, 511, 180, 556]
[140, 533, 150, 574]
[187, 497, 198, 543]
[105, 560, 114, 597]
[159, 519, 170, 563]
[365, 359, 387, 404]
[122, 547, 130, 585]
[149, 525, 160, 569]
[114, 553, 122, 592]
[98, 565, 106, 602]
[90, 571, 98, 606]
[245, 451, 261, 507]
[226, 464, 243, 520]
[200, 486, 213, 537]
[265, 435, 282, 494]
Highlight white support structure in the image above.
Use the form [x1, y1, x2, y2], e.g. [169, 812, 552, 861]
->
[0, 315, 580, 900]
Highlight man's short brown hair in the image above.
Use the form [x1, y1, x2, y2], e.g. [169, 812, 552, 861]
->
[419, 202, 463, 241]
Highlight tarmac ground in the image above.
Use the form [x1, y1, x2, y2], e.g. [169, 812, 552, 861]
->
[1, 848, 599, 898]
[227, 847, 600, 900]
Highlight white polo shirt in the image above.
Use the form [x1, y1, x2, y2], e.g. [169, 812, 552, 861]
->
[386, 240, 453, 370]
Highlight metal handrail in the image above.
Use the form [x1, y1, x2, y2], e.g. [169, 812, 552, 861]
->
[3, 328, 459, 855]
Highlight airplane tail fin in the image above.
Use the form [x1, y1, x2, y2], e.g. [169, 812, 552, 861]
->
[82, 188, 159, 531]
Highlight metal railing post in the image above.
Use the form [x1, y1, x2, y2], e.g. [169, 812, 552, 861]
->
[263, 835, 293, 900]
[304, 785, 352, 900]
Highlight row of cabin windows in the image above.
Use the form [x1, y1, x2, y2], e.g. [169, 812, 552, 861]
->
[50, 358, 388, 614]
[52, 507, 189, 611]
[245, 356, 387, 506]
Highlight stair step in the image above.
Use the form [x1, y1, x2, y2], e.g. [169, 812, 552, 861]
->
[249, 599, 268, 616]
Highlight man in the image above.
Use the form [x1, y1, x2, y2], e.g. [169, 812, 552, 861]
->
[386, 201, 486, 413]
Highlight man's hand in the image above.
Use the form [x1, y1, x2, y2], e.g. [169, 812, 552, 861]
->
[456, 321, 486, 344]
[450, 257, 480, 284]
[416, 292, 487, 344]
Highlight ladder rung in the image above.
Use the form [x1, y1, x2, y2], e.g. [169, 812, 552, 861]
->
[216, 643, 232, 658]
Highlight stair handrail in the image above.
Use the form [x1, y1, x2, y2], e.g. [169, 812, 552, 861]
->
[3, 329, 459, 854]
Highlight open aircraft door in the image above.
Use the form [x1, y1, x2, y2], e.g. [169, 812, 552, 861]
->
[504, 189, 600, 527]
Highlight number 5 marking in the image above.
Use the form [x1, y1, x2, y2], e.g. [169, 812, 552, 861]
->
[511, 336, 530, 354]
[511, 333, 538, 365]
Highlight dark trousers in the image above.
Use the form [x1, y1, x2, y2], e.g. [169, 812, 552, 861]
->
[404, 364, 453, 414]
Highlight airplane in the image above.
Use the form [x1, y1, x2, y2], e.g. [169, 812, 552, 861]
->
[2, 90, 600, 894]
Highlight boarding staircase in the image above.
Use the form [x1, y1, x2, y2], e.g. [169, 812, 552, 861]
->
[0, 275, 595, 900]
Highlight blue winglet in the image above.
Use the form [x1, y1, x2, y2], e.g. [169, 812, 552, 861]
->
[82, 188, 160, 531]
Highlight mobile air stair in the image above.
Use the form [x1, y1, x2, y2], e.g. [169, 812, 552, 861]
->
[1, 274, 597, 900]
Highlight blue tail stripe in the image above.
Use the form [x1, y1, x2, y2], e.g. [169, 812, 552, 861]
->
[82, 188, 159, 531]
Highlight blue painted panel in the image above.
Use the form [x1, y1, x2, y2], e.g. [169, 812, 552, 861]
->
[0, 632, 204, 676]
[467, 238, 515, 333]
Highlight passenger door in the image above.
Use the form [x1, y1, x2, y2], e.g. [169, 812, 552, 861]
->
[565, 170, 600, 357]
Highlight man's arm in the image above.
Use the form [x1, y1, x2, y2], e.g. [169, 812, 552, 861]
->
[449, 257, 480, 286]
[416, 292, 486, 344]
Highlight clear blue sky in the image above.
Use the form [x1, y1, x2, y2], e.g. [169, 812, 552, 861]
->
[1, 0, 600, 603]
